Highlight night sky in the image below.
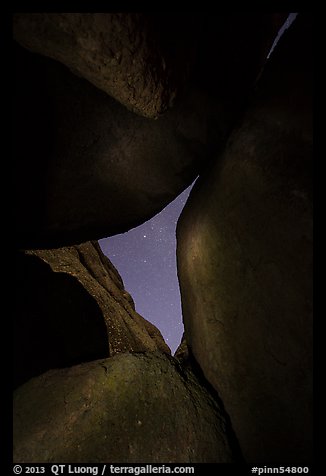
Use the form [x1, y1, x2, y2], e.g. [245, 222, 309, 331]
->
[99, 182, 196, 353]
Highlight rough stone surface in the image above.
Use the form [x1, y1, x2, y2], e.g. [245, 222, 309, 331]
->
[177, 15, 313, 463]
[13, 13, 198, 119]
[14, 241, 170, 388]
[13, 353, 241, 463]
[14, 43, 219, 248]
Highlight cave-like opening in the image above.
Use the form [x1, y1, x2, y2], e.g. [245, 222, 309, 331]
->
[99, 182, 195, 353]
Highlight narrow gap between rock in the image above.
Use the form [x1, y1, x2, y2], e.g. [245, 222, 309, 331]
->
[267, 13, 298, 59]
[99, 180, 197, 354]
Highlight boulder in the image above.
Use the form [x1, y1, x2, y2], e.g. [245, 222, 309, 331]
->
[13, 43, 215, 248]
[13, 14, 286, 249]
[14, 241, 170, 388]
[13, 13, 198, 118]
[176, 14, 313, 463]
[13, 353, 242, 463]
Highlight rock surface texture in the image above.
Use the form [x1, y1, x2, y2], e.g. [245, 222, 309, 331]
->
[14, 241, 169, 389]
[13, 13, 197, 119]
[177, 15, 313, 463]
[13, 353, 241, 463]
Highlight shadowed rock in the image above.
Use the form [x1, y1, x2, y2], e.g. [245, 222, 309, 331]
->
[13, 13, 198, 118]
[14, 241, 170, 389]
[191, 13, 288, 109]
[177, 14, 313, 463]
[13, 43, 216, 248]
[13, 352, 241, 463]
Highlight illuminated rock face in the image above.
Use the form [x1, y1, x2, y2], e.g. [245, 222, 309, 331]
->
[14, 241, 170, 389]
[177, 15, 313, 463]
[13, 353, 241, 463]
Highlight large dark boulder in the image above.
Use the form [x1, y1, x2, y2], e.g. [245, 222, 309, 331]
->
[13, 13, 198, 119]
[177, 14, 313, 463]
[13, 353, 241, 463]
[13, 43, 215, 248]
[14, 241, 170, 389]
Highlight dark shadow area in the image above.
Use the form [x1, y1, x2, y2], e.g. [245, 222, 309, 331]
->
[174, 343, 246, 463]
[13, 41, 54, 248]
[14, 252, 109, 389]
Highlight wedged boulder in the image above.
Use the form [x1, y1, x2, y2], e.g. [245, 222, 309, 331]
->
[13, 352, 241, 463]
[13, 13, 198, 119]
[13, 43, 215, 248]
[177, 15, 313, 463]
[14, 241, 170, 388]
